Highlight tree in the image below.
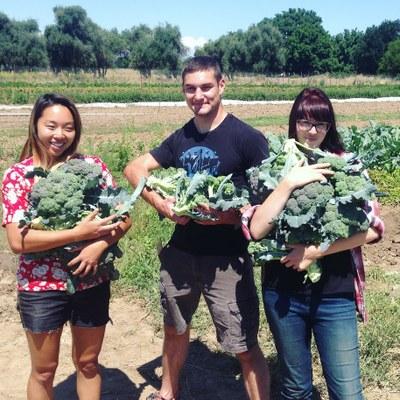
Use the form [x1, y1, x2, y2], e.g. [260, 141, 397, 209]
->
[128, 23, 185, 78]
[45, 5, 113, 75]
[333, 29, 364, 73]
[127, 25, 155, 78]
[108, 28, 130, 68]
[13, 20, 48, 70]
[152, 23, 185, 77]
[195, 20, 285, 78]
[87, 23, 113, 77]
[272, 8, 339, 74]
[354, 19, 400, 74]
[130, 34, 155, 78]
[196, 32, 248, 78]
[0, 13, 16, 70]
[195, 39, 224, 63]
[221, 31, 248, 78]
[45, 24, 94, 73]
[379, 38, 400, 76]
[245, 19, 285, 75]
[0, 13, 47, 71]
[53, 5, 90, 42]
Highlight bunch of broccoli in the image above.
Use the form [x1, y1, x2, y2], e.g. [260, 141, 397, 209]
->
[247, 137, 379, 283]
[146, 168, 249, 220]
[247, 139, 306, 204]
[20, 158, 145, 293]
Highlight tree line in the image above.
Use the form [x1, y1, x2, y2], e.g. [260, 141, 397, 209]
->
[0, 6, 399, 77]
[0, 6, 184, 77]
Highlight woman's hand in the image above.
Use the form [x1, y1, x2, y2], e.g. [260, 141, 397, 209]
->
[283, 161, 334, 191]
[280, 244, 322, 271]
[72, 210, 122, 242]
[67, 241, 107, 277]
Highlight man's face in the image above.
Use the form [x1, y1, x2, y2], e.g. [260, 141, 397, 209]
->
[182, 69, 225, 117]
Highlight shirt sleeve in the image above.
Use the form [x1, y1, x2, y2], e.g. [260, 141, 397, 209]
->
[1, 166, 30, 226]
[243, 130, 269, 169]
[365, 199, 385, 243]
[150, 132, 177, 168]
[85, 155, 117, 188]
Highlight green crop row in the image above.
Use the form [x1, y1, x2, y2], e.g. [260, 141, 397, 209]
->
[1, 81, 400, 104]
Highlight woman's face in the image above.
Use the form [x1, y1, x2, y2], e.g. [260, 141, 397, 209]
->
[37, 105, 76, 163]
[295, 118, 330, 149]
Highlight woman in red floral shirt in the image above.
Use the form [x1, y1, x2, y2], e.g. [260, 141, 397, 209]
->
[1, 93, 131, 400]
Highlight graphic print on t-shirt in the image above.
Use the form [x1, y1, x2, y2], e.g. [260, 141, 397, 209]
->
[179, 146, 220, 176]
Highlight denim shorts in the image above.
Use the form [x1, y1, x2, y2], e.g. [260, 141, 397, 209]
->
[159, 244, 259, 354]
[17, 281, 111, 333]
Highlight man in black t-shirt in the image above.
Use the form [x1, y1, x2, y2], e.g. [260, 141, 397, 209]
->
[124, 56, 270, 400]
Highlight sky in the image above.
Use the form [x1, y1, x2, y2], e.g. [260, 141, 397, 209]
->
[1, 0, 399, 51]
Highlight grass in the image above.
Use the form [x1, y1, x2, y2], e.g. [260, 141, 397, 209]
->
[369, 169, 400, 205]
[359, 268, 400, 388]
[116, 200, 173, 315]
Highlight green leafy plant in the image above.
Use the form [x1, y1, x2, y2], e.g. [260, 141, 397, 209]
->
[247, 138, 379, 283]
[146, 169, 249, 220]
[339, 122, 400, 173]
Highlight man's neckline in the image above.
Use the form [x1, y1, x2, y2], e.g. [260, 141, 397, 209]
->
[193, 112, 229, 135]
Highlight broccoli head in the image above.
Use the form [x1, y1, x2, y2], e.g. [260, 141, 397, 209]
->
[332, 172, 366, 197]
[58, 158, 103, 190]
[321, 202, 369, 241]
[318, 155, 347, 171]
[323, 219, 351, 240]
[287, 182, 334, 216]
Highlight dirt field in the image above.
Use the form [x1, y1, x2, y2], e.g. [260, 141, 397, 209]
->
[0, 101, 399, 399]
[1, 99, 400, 145]
[0, 205, 398, 400]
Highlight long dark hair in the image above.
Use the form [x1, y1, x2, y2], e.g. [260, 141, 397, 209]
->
[288, 87, 344, 154]
[20, 93, 82, 167]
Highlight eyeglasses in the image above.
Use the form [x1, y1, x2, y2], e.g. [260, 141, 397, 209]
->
[296, 119, 331, 134]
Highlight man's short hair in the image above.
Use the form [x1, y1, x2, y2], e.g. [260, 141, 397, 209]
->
[182, 56, 223, 82]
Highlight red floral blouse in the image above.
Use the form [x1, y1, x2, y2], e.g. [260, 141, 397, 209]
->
[1, 155, 116, 292]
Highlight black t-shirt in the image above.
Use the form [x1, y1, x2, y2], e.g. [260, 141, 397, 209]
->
[150, 113, 269, 255]
[262, 250, 355, 295]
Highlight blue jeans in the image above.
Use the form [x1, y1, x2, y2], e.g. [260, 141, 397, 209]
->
[263, 288, 363, 400]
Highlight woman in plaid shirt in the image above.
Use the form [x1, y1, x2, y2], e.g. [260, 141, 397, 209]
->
[243, 88, 384, 400]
